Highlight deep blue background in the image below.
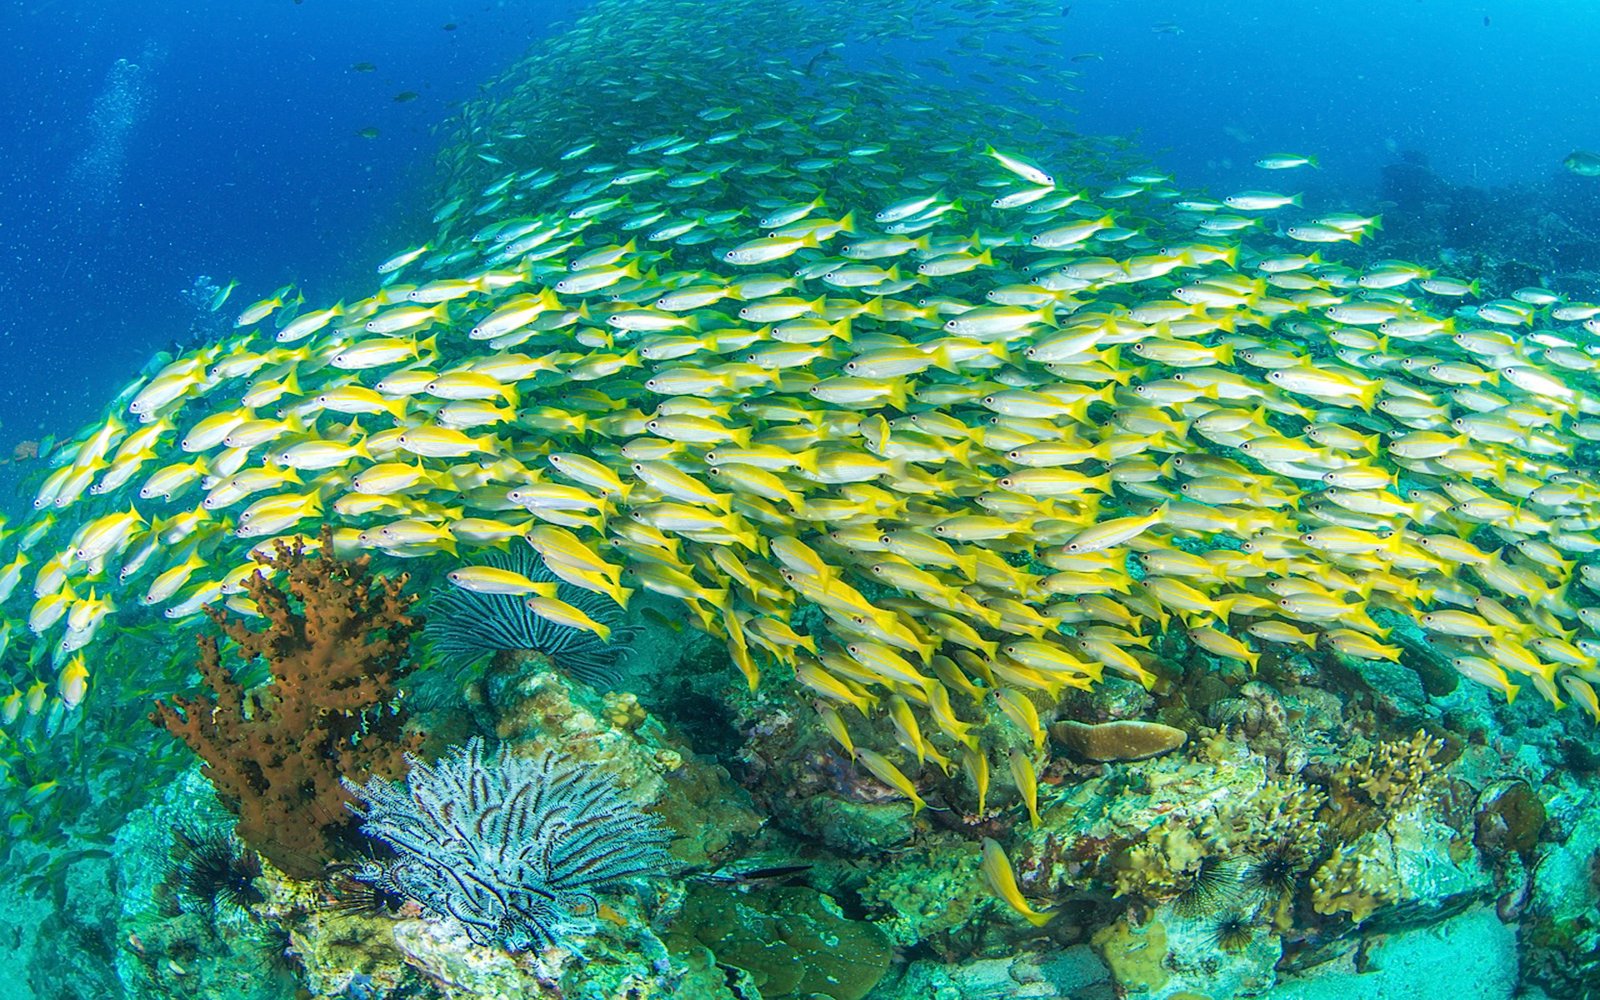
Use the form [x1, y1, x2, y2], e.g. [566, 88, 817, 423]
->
[1061, 2, 1600, 194]
[3, 0, 1600, 459]
[0, 0, 585, 451]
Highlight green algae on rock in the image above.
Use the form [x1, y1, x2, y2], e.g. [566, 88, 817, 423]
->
[665, 884, 891, 1000]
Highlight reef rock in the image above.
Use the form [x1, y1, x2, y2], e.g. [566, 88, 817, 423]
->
[888, 946, 1114, 1000]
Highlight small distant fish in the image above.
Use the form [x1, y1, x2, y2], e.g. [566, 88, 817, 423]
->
[690, 863, 812, 887]
[1070, 52, 1103, 62]
[1224, 190, 1301, 210]
[442, 22, 458, 31]
[357, 127, 380, 139]
[394, 91, 421, 103]
[804, 49, 839, 77]
[1255, 153, 1319, 170]
[209, 278, 238, 312]
[350, 62, 376, 73]
[1152, 21, 1183, 34]
[1564, 150, 1600, 177]
[641, 607, 685, 633]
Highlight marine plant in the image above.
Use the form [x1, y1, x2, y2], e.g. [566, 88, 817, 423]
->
[150, 529, 422, 879]
[425, 543, 635, 688]
[341, 736, 672, 952]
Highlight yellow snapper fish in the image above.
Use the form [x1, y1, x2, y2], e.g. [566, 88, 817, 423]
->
[8, 0, 1600, 895]
[979, 837, 1054, 926]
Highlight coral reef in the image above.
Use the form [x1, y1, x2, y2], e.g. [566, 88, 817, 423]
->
[1377, 147, 1600, 284]
[277, 657, 768, 999]
[1473, 779, 1544, 862]
[150, 529, 422, 879]
[342, 737, 672, 952]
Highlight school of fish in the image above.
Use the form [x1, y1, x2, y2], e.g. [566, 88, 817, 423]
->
[4, 0, 1600, 840]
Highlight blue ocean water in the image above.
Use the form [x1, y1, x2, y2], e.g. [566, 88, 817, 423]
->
[1064, 2, 1600, 192]
[0, 0, 584, 452]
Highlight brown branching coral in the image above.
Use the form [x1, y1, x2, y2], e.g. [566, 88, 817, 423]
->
[1339, 730, 1447, 810]
[1112, 826, 1205, 902]
[1202, 777, 1327, 857]
[1310, 838, 1399, 924]
[1324, 730, 1448, 844]
[150, 528, 423, 879]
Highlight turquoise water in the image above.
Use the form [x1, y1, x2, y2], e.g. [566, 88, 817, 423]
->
[2, 2, 1599, 998]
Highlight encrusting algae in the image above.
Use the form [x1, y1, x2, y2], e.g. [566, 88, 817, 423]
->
[2, 0, 1600, 982]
